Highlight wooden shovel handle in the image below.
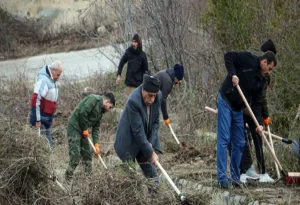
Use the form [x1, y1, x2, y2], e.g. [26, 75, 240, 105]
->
[267, 126, 280, 179]
[156, 161, 185, 201]
[169, 124, 180, 145]
[236, 85, 283, 170]
[87, 137, 108, 169]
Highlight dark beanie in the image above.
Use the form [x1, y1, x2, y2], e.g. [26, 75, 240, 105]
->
[132, 34, 139, 41]
[132, 34, 142, 45]
[143, 74, 161, 93]
[173, 64, 184, 81]
[261, 39, 277, 54]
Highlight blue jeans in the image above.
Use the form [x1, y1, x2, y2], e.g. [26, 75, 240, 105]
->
[29, 107, 54, 147]
[217, 93, 245, 183]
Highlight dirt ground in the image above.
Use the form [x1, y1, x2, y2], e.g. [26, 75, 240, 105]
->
[47, 113, 300, 205]
[159, 141, 300, 205]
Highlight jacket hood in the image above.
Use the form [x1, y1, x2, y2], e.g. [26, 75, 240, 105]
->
[38, 66, 53, 81]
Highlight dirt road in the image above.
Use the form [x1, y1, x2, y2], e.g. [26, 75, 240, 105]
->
[0, 46, 120, 80]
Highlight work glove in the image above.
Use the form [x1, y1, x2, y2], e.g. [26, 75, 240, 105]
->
[164, 118, 170, 127]
[82, 129, 89, 139]
[263, 117, 271, 127]
[94, 143, 100, 156]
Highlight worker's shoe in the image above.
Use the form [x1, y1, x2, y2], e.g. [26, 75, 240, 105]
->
[240, 174, 248, 183]
[245, 165, 260, 179]
[232, 181, 243, 189]
[259, 173, 275, 183]
[218, 181, 230, 189]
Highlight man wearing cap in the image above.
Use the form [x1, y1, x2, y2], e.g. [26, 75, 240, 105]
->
[116, 33, 149, 102]
[114, 74, 162, 180]
[154, 64, 184, 127]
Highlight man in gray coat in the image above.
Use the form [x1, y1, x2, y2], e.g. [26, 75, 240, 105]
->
[154, 64, 184, 127]
[114, 74, 162, 179]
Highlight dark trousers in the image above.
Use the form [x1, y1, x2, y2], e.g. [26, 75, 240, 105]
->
[65, 123, 92, 180]
[240, 124, 253, 173]
[241, 115, 265, 174]
[122, 151, 158, 179]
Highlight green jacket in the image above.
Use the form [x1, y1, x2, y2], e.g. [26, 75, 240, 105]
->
[68, 94, 104, 144]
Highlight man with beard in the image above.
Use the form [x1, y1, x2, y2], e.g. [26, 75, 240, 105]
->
[116, 33, 149, 102]
[240, 39, 277, 183]
[154, 64, 184, 127]
[65, 92, 115, 181]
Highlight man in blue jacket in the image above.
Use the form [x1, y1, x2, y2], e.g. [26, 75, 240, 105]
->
[114, 74, 162, 180]
[217, 51, 276, 189]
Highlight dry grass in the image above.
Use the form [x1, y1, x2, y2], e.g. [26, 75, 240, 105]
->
[0, 66, 299, 204]
[0, 117, 70, 205]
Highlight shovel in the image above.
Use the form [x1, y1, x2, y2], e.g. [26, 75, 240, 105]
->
[263, 131, 294, 144]
[87, 137, 108, 169]
[205, 106, 300, 157]
[156, 161, 189, 205]
[236, 85, 288, 177]
[267, 125, 280, 179]
[262, 131, 299, 157]
[168, 124, 181, 146]
[38, 129, 68, 192]
[48, 175, 69, 193]
[204, 106, 217, 114]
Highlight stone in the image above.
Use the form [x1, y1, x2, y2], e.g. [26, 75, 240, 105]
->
[97, 26, 107, 35]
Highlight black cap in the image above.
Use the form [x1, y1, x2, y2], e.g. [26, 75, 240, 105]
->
[142, 74, 161, 93]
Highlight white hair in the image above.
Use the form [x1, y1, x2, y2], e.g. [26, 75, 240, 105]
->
[49, 61, 62, 71]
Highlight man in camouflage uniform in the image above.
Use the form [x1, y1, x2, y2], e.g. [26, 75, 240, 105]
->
[65, 93, 115, 180]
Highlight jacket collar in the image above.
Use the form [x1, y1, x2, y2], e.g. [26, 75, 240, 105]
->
[166, 68, 175, 84]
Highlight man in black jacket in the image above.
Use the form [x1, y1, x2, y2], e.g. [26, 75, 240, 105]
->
[116, 34, 149, 102]
[217, 50, 276, 189]
[154, 64, 184, 127]
[240, 39, 277, 183]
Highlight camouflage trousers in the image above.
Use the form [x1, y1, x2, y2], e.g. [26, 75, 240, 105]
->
[65, 123, 92, 180]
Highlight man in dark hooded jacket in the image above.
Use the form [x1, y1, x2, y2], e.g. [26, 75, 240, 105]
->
[154, 64, 184, 127]
[116, 34, 149, 102]
[114, 74, 162, 180]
